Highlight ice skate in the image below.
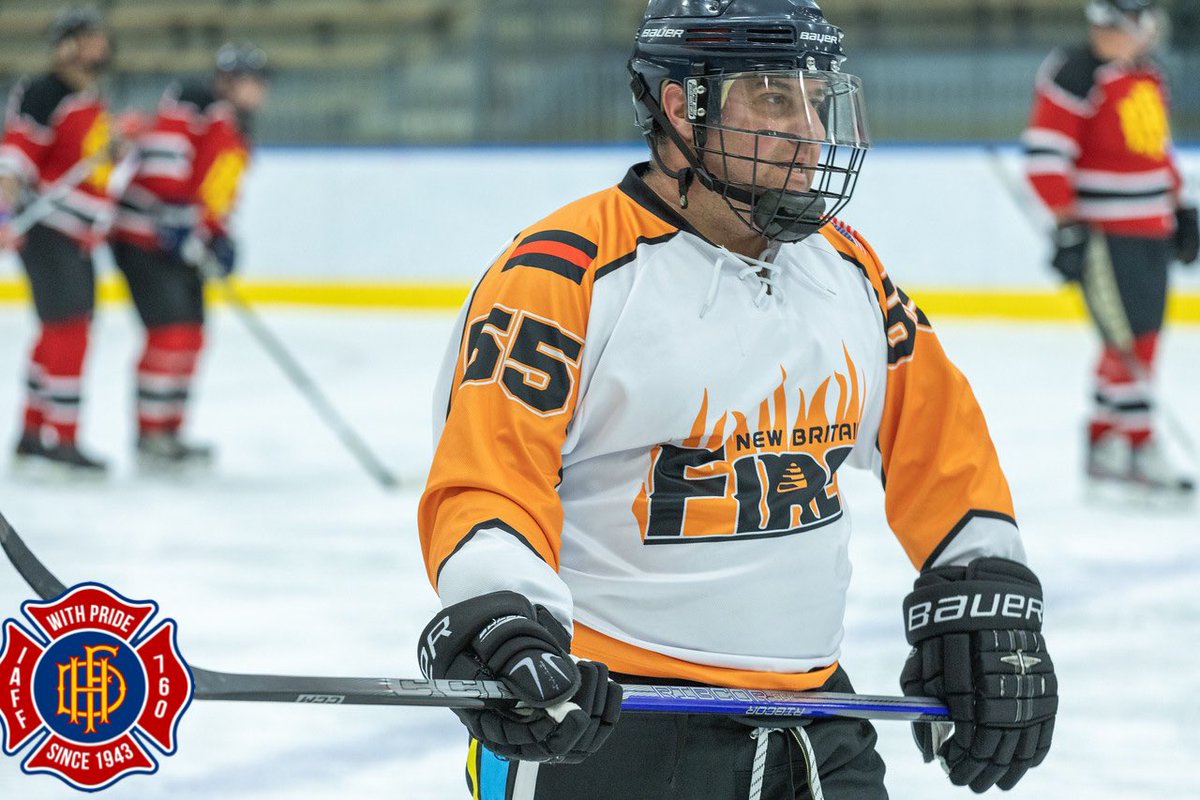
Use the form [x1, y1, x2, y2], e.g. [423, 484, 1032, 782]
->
[11, 432, 46, 476]
[136, 431, 215, 473]
[1085, 432, 1136, 504]
[13, 437, 109, 481]
[1130, 438, 1195, 499]
[1086, 432, 1131, 482]
[1087, 433, 1194, 505]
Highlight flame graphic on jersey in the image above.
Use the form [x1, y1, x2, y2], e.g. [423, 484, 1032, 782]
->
[633, 344, 865, 542]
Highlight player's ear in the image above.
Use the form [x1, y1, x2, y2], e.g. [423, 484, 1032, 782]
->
[659, 81, 694, 143]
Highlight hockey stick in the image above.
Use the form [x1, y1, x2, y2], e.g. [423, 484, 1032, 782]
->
[986, 146, 1198, 463]
[7, 150, 109, 238]
[182, 240, 401, 490]
[0, 509, 947, 721]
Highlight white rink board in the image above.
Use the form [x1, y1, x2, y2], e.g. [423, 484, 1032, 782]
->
[0, 305, 1197, 799]
[2, 145, 1199, 291]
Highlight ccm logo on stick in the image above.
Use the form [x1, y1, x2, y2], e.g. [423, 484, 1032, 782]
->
[297, 694, 345, 704]
[907, 592, 1043, 632]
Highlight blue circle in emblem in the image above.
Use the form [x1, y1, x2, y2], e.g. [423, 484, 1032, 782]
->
[32, 631, 147, 744]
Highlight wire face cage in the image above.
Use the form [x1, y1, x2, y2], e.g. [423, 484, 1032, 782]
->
[687, 68, 871, 242]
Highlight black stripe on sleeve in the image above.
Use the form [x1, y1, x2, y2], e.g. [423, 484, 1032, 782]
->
[595, 232, 680, 281]
[435, 518, 548, 581]
[1076, 187, 1172, 201]
[519, 229, 598, 259]
[921, 509, 1020, 573]
[502, 251, 587, 284]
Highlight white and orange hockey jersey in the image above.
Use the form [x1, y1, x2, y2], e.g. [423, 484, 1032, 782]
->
[419, 164, 1025, 691]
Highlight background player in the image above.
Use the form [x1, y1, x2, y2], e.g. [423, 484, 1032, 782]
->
[417, 1, 1058, 797]
[0, 6, 114, 476]
[110, 43, 269, 468]
[1024, 0, 1198, 497]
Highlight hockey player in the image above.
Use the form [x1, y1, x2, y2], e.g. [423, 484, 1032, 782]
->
[109, 43, 269, 468]
[418, 1, 1057, 797]
[1023, 0, 1197, 497]
[0, 7, 114, 476]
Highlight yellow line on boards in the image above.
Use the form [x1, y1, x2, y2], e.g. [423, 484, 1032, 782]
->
[0, 277, 1197, 322]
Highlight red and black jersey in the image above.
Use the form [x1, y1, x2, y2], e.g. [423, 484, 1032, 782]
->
[0, 72, 113, 243]
[112, 81, 251, 250]
[1023, 45, 1182, 237]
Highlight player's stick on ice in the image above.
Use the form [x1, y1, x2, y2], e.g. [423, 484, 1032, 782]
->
[986, 146, 1198, 465]
[0, 509, 947, 721]
[180, 238, 402, 490]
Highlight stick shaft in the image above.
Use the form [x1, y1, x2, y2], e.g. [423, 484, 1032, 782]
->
[1, 510, 946, 722]
[187, 248, 400, 490]
[191, 670, 947, 720]
[10, 153, 105, 236]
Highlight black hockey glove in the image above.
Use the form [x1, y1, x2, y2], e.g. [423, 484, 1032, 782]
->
[1174, 206, 1199, 265]
[900, 558, 1057, 793]
[155, 203, 197, 262]
[1050, 221, 1089, 282]
[209, 233, 237, 276]
[417, 591, 621, 764]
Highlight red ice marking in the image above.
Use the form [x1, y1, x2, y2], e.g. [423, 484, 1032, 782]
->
[0, 622, 44, 752]
[25, 732, 154, 790]
[135, 622, 193, 753]
[24, 586, 155, 640]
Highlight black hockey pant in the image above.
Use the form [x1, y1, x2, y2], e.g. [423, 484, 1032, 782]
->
[467, 666, 888, 799]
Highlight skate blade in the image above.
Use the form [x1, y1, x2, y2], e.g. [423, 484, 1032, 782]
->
[10, 455, 108, 483]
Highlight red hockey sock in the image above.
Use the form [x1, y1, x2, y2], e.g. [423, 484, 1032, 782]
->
[31, 317, 90, 445]
[1091, 331, 1159, 446]
[137, 323, 204, 435]
[21, 337, 47, 434]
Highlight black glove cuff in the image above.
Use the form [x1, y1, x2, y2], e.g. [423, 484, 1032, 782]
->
[903, 575, 1043, 645]
[1053, 220, 1088, 247]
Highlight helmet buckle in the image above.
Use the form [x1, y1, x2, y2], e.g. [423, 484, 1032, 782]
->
[686, 79, 707, 121]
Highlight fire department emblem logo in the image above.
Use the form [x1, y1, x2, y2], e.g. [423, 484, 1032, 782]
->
[0, 583, 193, 791]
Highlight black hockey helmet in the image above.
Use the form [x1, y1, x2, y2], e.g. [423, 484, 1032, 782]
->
[48, 6, 105, 45]
[215, 42, 270, 78]
[629, 0, 870, 243]
[1085, 0, 1158, 29]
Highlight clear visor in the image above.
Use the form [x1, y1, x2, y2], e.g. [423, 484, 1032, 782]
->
[713, 70, 870, 149]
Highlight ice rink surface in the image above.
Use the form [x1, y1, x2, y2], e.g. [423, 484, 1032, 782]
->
[0, 302, 1196, 799]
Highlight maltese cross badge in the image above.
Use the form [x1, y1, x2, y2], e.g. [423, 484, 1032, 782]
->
[0, 583, 193, 791]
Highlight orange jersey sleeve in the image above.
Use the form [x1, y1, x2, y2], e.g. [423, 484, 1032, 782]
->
[419, 234, 593, 585]
[823, 222, 1021, 571]
[418, 184, 680, 616]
